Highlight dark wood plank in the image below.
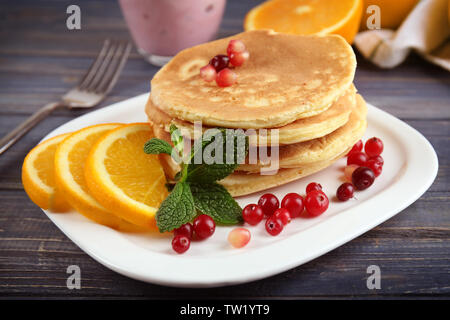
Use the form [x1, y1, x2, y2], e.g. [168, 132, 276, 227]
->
[0, 0, 449, 298]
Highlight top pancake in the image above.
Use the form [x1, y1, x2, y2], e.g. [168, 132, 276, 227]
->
[150, 30, 356, 129]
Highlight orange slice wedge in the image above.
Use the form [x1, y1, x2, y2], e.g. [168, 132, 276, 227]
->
[244, 0, 363, 43]
[85, 123, 168, 230]
[54, 124, 143, 231]
[22, 133, 71, 212]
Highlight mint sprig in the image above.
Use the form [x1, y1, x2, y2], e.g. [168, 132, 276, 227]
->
[190, 182, 243, 225]
[187, 128, 247, 183]
[144, 125, 248, 232]
[156, 181, 195, 232]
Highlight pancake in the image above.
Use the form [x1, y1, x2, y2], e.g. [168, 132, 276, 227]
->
[146, 85, 357, 146]
[152, 94, 366, 182]
[237, 94, 367, 171]
[150, 30, 356, 129]
[154, 135, 345, 197]
[220, 159, 339, 197]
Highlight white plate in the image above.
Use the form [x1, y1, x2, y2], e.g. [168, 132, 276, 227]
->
[41, 93, 438, 288]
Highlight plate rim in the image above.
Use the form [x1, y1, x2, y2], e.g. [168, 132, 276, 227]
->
[41, 94, 439, 288]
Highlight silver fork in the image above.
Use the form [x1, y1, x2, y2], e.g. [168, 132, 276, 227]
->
[0, 39, 132, 155]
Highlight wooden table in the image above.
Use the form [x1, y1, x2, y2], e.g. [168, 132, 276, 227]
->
[1, 0, 449, 299]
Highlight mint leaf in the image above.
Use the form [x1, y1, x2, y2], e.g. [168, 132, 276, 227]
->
[190, 182, 243, 225]
[186, 129, 248, 184]
[143, 138, 173, 155]
[170, 124, 184, 155]
[187, 163, 238, 184]
[146, 125, 249, 233]
[156, 181, 195, 232]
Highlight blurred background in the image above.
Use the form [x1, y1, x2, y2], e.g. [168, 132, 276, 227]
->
[0, 0, 447, 121]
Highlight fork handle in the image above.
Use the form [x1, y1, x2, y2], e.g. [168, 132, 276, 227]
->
[0, 102, 61, 155]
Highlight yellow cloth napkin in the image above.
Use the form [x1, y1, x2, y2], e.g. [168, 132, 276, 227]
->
[354, 0, 450, 70]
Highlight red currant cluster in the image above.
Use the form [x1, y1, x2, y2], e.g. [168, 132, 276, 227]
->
[242, 186, 330, 237]
[337, 137, 384, 201]
[172, 138, 384, 253]
[171, 214, 215, 254]
[200, 39, 250, 87]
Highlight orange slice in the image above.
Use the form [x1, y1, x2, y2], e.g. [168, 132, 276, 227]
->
[85, 123, 168, 230]
[244, 0, 363, 43]
[54, 124, 143, 231]
[22, 133, 71, 212]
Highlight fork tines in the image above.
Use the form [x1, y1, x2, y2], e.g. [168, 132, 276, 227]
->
[78, 39, 132, 94]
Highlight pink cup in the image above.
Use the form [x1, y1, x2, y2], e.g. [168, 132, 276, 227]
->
[119, 0, 226, 66]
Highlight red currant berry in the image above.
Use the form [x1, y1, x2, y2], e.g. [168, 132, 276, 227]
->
[347, 151, 368, 166]
[199, 64, 217, 82]
[172, 235, 190, 254]
[227, 39, 246, 56]
[174, 223, 193, 239]
[273, 208, 291, 225]
[352, 167, 375, 190]
[369, 155, 384, 166]
[228, 228, 251, 248]
[336, 183, 354, 201]
[348, 140, 363, 155]
[281, 193, 304, 218]
[193, 214, 215, 239]
[364, 137, 384, 157]
[305, 190, 329, 217]
[210, 54, 229, 72]
[265, 217, 284, 236]
[306, 182, 322, 194]
[365, 159, 383, 177]
[242, 204, 264, 225]
[229, 50, 249, 67]
[257, 193, 279, 217]
[216, 68, 237, 87]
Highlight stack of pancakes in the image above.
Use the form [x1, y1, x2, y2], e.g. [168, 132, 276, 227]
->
[146, 30, 367, 197]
